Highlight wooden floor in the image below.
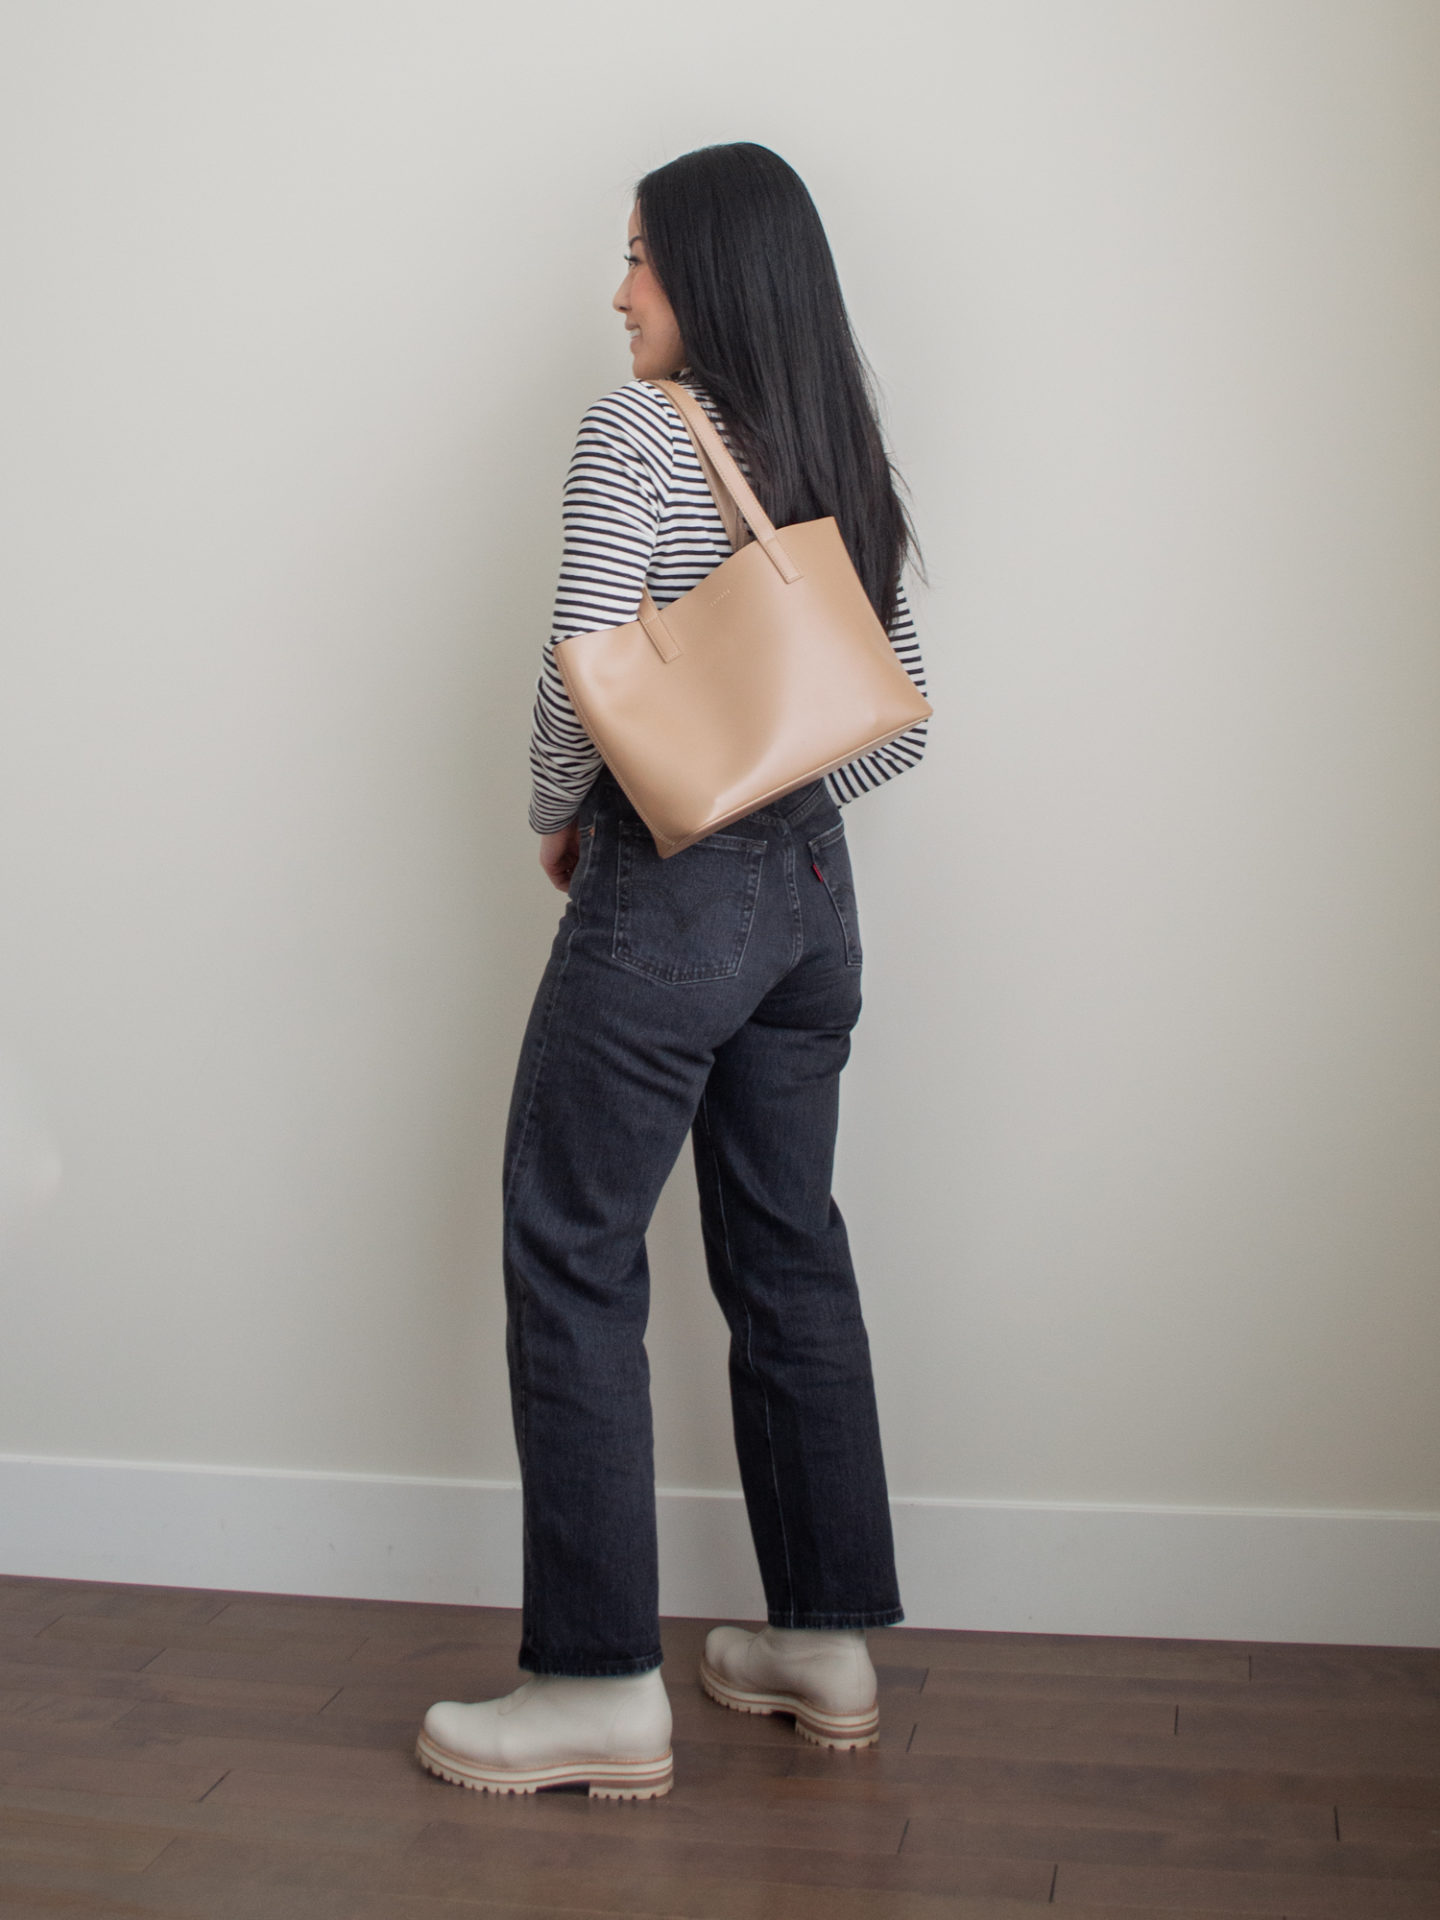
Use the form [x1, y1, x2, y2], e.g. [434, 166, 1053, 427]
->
[0, 1576, 1436, 1917]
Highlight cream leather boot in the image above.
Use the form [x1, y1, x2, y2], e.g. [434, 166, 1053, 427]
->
[417, 1668, 673, 1799]
[700, 1624, 879, 1748]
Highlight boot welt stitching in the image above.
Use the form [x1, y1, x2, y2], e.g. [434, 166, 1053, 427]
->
[416, 1731, 673, 1797]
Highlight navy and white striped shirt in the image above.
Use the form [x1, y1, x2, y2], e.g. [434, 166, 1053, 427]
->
[528, 376, 929, 834]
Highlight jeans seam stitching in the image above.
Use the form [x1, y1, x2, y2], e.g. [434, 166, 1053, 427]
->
[502, 914, 584, 1662]
[731, 844, 764, 977]
[571, 818, 597, 918]
[700, 1088, 795, 1614]
[784, 840, 803, 971]
[808, 835, 863, 968]
[502, 923, 579, 1217]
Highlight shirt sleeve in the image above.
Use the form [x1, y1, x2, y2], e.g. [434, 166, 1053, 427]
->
[527, 403, 664, 834]
[824, 577, 930, 804]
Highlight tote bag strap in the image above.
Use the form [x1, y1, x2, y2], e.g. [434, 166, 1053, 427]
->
[653, 381, 803, 587]
[633, 379, 805, 664]
[675, 413, 748, 557]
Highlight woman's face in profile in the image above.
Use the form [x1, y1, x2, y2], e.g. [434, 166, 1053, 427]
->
[613, 205, 685, 381]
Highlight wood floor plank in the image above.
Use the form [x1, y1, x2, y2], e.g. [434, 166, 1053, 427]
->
[730, 1773, 1337, 1838]
[0, 1658, 341, 1715]
[1170, 1724, 1440, 1772]
[0, 1634, 165, 1674]
[919, 1667, 1252, 1704]
[199, 1757, 905, 1852]
[904, 1813, 1440, 1878]
[911, 1714, 1440, 1776]
[136, 1824, 1055, 1910]
[1249, 1647, 1440, 1694]
[11, 1859, 1050, 1920]
[0, 1880, 200, 1919]
[134, 1645, 381, 1688]
[172, 1900, 655, 1920]
[421, 1791, 911, 1854]
[108, 1698, 415, 1752]
[785, 1745, 1439, 1814]
[1053, 1856, 1440, 1913]
[907, 1724, 1214, 1763]
[874, 1662, 931, 1691]
[207, 1598, 520, 1642]
[1178, 1700, 1440, 1744]
[0, 1578, 230, 1621]
[900, 1798, 1334, 1852]
[32, 1616, 368, 1661]
[665, 1697, 864, 1749]
[11, 1592, 228, 1630]
[314, 1674, 513, 1720]
[164, 1734, 442, 1787]
[18, 1891, 972, 1920]
[1340, 1804, 1440, 1846]
[871, 1630, 1251, 1684]
[0, 1695, 134, 1735]
[0, 1808, 175, 1873]
[917, 1667, 1440, 1716]
[196, 1759, 553, 1821]
[0, 1611, 74, 1643]
[410, 1813, 1051, 1897]
[909, 1693, 1179, 1738]
[0, 1713, 199, 1760]
[0, 1778, 431, 1854]
[0, 1751, 232, 1799]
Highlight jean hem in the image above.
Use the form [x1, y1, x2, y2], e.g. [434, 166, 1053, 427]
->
[519, 1648, 665, 1678]
[767, 1606, 905, 1630]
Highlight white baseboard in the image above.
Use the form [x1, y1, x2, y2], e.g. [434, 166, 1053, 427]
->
[1, 1454, 1436, 1646]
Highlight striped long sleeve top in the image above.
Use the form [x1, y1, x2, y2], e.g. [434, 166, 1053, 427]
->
[528, 376, 929, 834]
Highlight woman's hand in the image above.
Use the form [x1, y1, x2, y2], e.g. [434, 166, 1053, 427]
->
[540, 823, 581, 892]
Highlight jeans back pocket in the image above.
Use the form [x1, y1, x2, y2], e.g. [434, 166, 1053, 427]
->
[614, 821, 766, 984]
[808, 822, 863, 967]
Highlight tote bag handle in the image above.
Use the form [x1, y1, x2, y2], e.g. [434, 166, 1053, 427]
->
[653, 381, 802, 585]
[635, 380, 805, 664]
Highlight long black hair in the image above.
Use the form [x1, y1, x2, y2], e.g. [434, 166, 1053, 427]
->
[636, 142, 918, 630]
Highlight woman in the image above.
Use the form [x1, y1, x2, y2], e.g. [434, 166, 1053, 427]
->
[418, 142, 928, 1800]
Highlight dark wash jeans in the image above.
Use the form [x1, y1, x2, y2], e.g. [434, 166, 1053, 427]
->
[502, 770, 903, 1676]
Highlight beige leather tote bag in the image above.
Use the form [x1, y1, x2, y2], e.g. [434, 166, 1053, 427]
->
[553, 380, 932, 857]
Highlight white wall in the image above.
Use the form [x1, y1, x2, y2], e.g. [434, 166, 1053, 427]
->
[2, 0, 1438, 1640]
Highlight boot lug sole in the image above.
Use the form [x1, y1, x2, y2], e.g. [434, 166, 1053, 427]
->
[415, 1730, 673, 1799]
[699, 1657, 880, 1749]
